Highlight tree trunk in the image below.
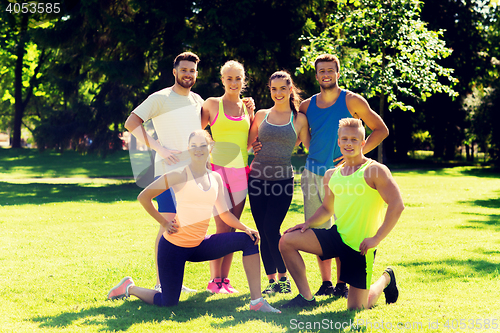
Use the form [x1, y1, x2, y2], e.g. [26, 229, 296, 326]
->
[12, 15, 29, 148]
[378, 93, 385, 163]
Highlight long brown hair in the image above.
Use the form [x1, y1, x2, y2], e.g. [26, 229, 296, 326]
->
[268, 70, 302, 118]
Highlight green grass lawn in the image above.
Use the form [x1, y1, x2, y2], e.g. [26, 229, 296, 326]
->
[1, 149, 499, 332]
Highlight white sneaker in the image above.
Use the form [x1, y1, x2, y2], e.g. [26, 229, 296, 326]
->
[250, 297, 281, 313]
[154, 284, 197, 293]
[181, 285, 197, 293]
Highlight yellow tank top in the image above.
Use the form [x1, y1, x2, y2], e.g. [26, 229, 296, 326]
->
[328, 159, 386, 252]
[166, 166, 218, 248]
[210, 98, 250, 168]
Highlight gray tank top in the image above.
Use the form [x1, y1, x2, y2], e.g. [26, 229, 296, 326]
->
[249, 111, 297, 181]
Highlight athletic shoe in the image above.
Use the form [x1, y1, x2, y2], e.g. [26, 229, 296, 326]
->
[278, 277, 291, 294]
[333, 284, 349, 298]
[249, 297, 281, 313]
[108, 277, 134, 300]
[222, 278, 238, 293]
[207, 278, 229, 294]
[181, 285, 197, 293]
[383, 267, 399, 304]
[262, 279, 279, 294]
[280, 294, 317, 309]
[315, 281, 334, 296]
[154, 284, 196, 293]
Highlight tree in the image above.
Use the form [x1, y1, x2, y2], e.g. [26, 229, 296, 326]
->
[0, 0, 58, 148]
[461, 2, 500, 162]
[189, 0, 329, 108]
[297, 0, 458, 161]
[420, 0, 495, 160]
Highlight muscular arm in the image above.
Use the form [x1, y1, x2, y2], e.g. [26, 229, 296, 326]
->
[295, 112, 311, 150]
[125, 113, 164, 153]
[285, 169, 335, 233]
[125, 113, 181, 164]
[359, 164, 405, 255]
[137, 172, 183, 231]
[346, 93, 389, 155]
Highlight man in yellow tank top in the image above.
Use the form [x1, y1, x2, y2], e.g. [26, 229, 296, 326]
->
[279, 118, 405, 311]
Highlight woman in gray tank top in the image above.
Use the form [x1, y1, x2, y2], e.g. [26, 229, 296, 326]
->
[247, 71, 310, 294]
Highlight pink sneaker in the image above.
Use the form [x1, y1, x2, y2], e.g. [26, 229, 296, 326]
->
[108, 277, 134, 300]
[206, 278, 229, 294]
[222, 278, 238, 293]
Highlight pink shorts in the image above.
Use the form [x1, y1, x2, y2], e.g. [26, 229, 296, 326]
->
[211, 164, 250, 193]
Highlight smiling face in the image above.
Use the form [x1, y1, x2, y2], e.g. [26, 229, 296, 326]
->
[173, 60, 198, 89]
[315, 61, 339, 90]
[338, 126, 366, 157]
[188, 132, 210, 162]
[269, 78, 291, 106]
[221, 67, 245, 96]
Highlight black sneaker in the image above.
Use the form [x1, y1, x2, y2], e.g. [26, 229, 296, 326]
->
[262, 279, 279, 294]
[278, 277, 291, 294]
[332, 284, 348, 298]
[281, 294, 317, 309]
[315, 281, 334, 296]
[383, 267, 398, 304]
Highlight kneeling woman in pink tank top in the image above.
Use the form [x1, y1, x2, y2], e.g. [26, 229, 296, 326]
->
[107, 130, 280, 313]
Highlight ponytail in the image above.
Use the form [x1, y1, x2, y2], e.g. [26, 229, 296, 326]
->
[268, 71, 302, 118]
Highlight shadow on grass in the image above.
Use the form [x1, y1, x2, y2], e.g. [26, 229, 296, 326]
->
[30, 292, 366, 332]
[0, 181, 140, 205]
[288, 201, 304, 215]
[0, 148, 133, 178]
[457, 167, 500, 178]
[397, 258, 499, 280]
[390, 165, 500, 178]
[456, 213, 500, 232]
[457, 193, 500, 231]
[461, 195, 500, 209]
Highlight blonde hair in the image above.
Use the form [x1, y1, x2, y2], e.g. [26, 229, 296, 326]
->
[220, 60, 246, 90]
[338, 118, 365, 139]
[188, 130, 214, 150]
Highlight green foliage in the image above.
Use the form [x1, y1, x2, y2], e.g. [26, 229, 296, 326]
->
[298, 0, 458, 112]
[420, 0, 499, 160]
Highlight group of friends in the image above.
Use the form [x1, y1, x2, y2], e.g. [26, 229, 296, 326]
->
[106, 52, 405, 313]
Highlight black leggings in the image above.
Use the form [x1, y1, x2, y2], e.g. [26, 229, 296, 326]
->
[248, 176, 294, 276]
[154, 233, 258, 307]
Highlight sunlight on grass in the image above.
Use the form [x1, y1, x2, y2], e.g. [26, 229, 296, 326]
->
[0, 153, 499, 332]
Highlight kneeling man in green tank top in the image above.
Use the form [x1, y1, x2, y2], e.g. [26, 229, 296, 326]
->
[279, 118, 405, 310]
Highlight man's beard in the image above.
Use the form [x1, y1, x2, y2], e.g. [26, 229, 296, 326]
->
[176, 75, 195, 89]
[319, 81, 336, 91]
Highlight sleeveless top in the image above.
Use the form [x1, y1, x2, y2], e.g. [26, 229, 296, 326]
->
[166, 166, 218, 248]
[210, 99, 250, 168]
[328, 159, 385, 252]
[305, 90, 352, 176]
[249, 111, 297, 181]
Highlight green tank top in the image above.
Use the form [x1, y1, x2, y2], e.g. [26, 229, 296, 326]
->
[328, 159, 385, 252]
[210, 98, 250, 168]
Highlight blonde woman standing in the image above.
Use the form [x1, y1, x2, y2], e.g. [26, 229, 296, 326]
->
[202, 60, 254, 293]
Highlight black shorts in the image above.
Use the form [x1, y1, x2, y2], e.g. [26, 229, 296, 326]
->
[312, 225, 376, 289]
